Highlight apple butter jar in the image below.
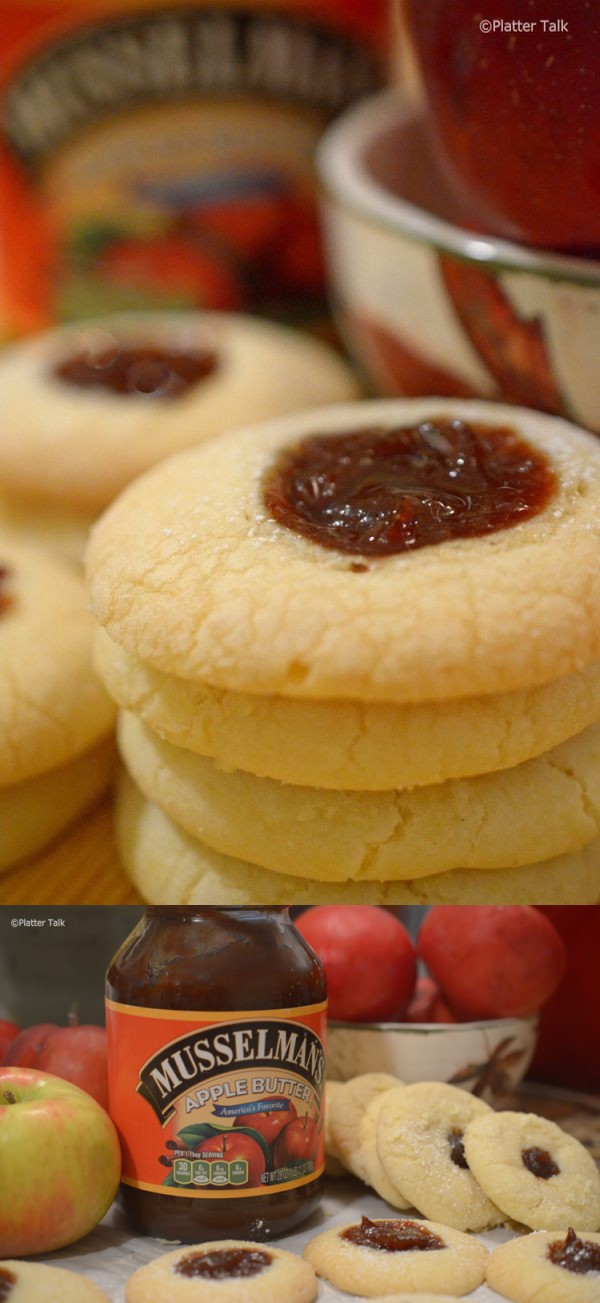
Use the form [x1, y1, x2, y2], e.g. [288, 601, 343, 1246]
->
[106, 907, 327, 1242]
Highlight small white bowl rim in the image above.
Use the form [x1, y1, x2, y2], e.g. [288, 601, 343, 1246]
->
[317, 90, 599, 287]
[329, 1014, 538, 1033]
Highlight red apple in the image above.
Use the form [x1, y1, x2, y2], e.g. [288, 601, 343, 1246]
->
[296, 907, 416, 1022]
[233, 1096, 297, 1145]
[274, 1115, 318, 1169]
[194, 1131, 265, 1187]
[530, 907, 600, 1091]
[406, 976, 457, 1024]
[418, 906, 566, 1019]
[4, 1021, 108, 1110]
[0, 1066, 121, 1256]
[0, 1020, 21, 1059]
[3, 1024, 55, 1067]
[405, 0, 600, 249]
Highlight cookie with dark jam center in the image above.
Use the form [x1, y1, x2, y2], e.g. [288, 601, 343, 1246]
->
[55, 342, 218, 399]
[175, 1248, 272, 1280]
[263, 419, 556, 556]
[522, 1146, 560, 1180]
[342, 1215, 444, 1252]
[548, 1227, 600, 1275]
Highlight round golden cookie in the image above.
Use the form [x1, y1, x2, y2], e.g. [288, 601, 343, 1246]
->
[125, 1242, 318, 1303]
[303, 1217, 487, 1296]
[464, 1111, 600, 1231]
[0, 738, 114, 872]
[0, 313, 358, 515]
[0, 541, 115, 787]
[116, 773, 600, 905]
[95, 630, 600, 790]
[359, 1297, 462, 1302]
[0, 1261, 109, 1302]
[391, 842, 600, 905]
[86, 398, 600, 703]
[376, 1083, 502, 1232]
[328, 1074, 401, 1182]
[359, 1092, 412, 1210]
[118, 712, 600, 879]
[0, 493, 91, 565]
[485, 1229, 600, 1302]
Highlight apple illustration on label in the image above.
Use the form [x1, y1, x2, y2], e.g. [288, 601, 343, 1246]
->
[0, 1066, 121, 1256]
[233, 1096, 298, 1144]
[195, 1131, 266, 1186]
[274, 1114, 318, 1169]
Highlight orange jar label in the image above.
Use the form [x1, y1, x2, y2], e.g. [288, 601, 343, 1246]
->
[0, 1, 387, 337]
[106, 999, 327, 1198]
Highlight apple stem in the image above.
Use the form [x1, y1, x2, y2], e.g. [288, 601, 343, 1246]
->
[68, 1004, 79, 1028]
[2, 1090, 17, 1105]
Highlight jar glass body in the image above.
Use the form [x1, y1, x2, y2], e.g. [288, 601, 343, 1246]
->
[106, 907, 327, 1242]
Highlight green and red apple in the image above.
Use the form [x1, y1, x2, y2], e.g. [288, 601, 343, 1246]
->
[0, 1066, 121, 1256]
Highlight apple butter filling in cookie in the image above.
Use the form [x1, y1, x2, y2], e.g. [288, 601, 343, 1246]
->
[486, 1227, 600, 1302]
[548, 1228, 600, 1274]
[304, 1215, 487, 1296]
[125, 1241, 318, 1302]
[174, 1249, 273, 1279]
[341, 1216, 444, 1252]
[263, 418, 556, 556]
[521, 1146, 560, 1179]
[464, 1110, 600, 1230]
[54, 337, 218, 399]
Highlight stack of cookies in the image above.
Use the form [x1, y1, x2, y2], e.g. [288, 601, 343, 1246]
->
[325, 1076, 600, 1235]
[86, 398, 600, 904]
[0, 311, 358, 561]
[0, 541, 115, 872]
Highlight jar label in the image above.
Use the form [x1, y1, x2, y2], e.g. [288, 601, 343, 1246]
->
[0, 1, 385, 336]
[106, 999, 327, 1198]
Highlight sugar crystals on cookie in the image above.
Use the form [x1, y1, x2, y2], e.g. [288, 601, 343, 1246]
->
[303, 1215, 487, 1297]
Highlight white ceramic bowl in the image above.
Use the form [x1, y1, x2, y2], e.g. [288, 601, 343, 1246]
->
[318, 91, 600, 432]
[327, 1015, 538, 1105]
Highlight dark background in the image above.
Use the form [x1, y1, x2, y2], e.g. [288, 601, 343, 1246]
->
[0, 908, 143, 1024]
[0, 907, 425, 1026]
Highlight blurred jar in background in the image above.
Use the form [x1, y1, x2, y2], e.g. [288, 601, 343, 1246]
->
[401, 0, 600, 252]
[0, 0, 389, 338]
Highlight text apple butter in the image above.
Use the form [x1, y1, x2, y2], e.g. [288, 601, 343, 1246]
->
[263, 419, 555, 556]
[548, 1227, 600, 1274]
[342, 1216, 444, 1252]
[106, 908, 326, 1242]
[55, 342, 217, 398]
